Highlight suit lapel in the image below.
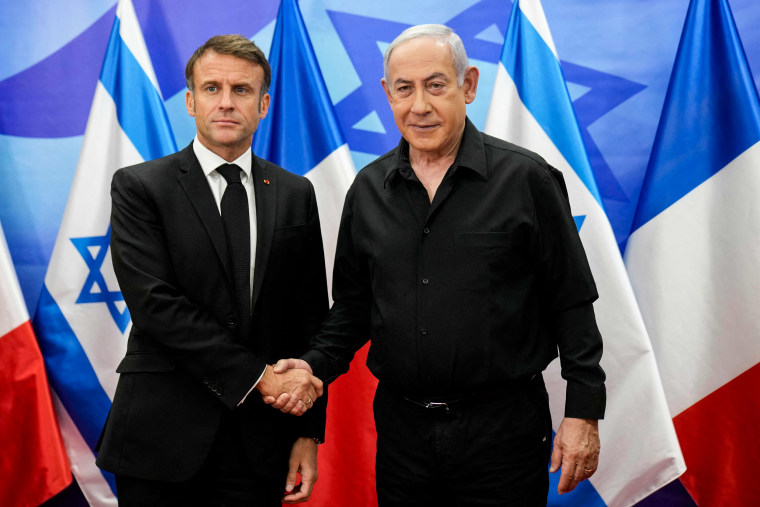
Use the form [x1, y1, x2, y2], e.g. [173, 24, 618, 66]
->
[251, 155, 275, 311]
[176, 145, 233, 284]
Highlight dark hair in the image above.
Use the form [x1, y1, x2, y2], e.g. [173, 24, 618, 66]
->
[185, 34, 271, 97]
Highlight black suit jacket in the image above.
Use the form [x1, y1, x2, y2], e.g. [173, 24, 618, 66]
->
[96, 144, 328, 482]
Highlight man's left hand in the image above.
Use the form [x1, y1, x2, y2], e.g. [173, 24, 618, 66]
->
[282, 437, 318, 503]
[549, 417, 600, 495]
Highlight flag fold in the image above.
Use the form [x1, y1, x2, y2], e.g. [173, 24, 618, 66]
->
[486, 1, 685, 506]
[625, 0, 760, 504]
[32, 0, 176, 504]
[1, 220, 71, 507]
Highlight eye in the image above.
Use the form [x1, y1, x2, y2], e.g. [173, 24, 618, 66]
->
[206, 86, 217, 93]
[235, 87, 248, 94]
[429, 82, 444, 90]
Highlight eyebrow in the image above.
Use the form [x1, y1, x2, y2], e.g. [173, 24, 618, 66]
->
[199, 79, 255, 90]
[393, 72, 449, 87]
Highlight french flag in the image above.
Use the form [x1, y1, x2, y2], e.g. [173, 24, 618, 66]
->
[32, 0, 176, 504]
[0, 220, 71, 506]
[485, 1, 685, 505]
[624, 0, 760, 505]
[250, 1, 372, 506]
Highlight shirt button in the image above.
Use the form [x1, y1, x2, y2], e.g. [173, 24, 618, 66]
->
[423, 227, 430, 234]
[422, 278, 429, 285]
[420, 328, 428, 335]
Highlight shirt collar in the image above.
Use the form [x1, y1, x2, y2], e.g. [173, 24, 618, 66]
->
[192, 136, 253, 180]
[384, 117, 488, 187]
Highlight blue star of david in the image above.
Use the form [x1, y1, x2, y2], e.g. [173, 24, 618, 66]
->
[70, 226, 131, 332]
[327, 0, 644, 247]
[573, 215, 586, 232]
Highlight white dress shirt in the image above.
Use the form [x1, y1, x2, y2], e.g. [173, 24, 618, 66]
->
[192, 138, 264, 400]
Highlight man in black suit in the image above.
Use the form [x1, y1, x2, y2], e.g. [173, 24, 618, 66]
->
[96, 34, 328, 505]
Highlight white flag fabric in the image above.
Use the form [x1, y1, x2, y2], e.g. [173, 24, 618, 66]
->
[625, 0, 760, 504]
[485, 1, 685, 506]
[32, 0, 176, 503]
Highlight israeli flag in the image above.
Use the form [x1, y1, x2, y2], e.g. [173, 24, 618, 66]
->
[485, 1, 685, 505]
[32, 0, 176, 503]
[625, 0, 760, 505]
[253, 0, 356, 291]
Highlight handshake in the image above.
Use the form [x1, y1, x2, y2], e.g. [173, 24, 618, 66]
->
[255, 359, 322, 416]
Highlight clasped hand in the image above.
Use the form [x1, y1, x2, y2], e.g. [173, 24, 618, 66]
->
[255, 360, 322, 416]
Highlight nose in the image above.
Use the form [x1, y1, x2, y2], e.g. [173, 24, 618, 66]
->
[218, 87, 234, 110]
[410, 88, 430, 116]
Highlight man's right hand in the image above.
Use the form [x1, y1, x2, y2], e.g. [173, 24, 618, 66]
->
[256, 362, 322, 416]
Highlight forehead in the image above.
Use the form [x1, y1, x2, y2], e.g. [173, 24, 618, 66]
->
[387, 38, 456, 80]
[193, 51, 263, 86]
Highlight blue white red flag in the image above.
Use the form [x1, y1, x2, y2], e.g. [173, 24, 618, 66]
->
[485, 1, 685, 505]
[251, 2, 369, 506]
[32, 0, 176, 504]
[0, 219, 71, 506]
[625, 0, 760, 505]
[253, 0, 355, 289]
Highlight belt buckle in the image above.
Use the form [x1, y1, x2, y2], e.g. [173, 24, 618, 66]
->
[424, 401, 451, 413]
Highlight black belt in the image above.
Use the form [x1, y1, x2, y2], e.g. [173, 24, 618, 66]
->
[400, 374, 539, 413]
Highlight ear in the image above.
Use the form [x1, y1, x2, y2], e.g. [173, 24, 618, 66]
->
[186, 90, 195, 117]
[462, 66, 479, 105]
[381, 78, 393, 104]
[258, 93, 271, 119]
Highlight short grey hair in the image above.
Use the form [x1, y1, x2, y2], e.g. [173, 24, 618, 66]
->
[383, 24, 469, 87]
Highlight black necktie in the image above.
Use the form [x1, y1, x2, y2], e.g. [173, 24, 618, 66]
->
[216, 164, 251, 339]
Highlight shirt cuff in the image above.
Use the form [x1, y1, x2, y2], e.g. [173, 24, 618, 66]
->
[564, 381, 606, 419]
[237, 364, 267, 406]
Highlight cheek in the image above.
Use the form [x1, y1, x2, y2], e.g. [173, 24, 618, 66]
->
[390, 101, 410, 120]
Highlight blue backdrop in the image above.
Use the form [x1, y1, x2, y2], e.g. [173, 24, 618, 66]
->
[1, 1, 758, 505]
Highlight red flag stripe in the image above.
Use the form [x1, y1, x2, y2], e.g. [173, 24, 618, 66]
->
[0, 321, 71, 506]
[674, 361, 760, 506]
[305, 343, 378, 507]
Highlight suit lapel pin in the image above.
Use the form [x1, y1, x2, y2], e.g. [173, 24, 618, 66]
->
[264, 179, 270, 185]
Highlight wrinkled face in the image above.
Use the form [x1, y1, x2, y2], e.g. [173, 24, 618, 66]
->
[381, 37, 478, 160]
[186, 51, 270, 161]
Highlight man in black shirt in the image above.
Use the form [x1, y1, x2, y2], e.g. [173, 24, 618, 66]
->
[268, 24, 605, 505]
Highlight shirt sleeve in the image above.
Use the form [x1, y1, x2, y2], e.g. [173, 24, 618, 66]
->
[534, 165, 606, 419]
[302, 187, 373, 384]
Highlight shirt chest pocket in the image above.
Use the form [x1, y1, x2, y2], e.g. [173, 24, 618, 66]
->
[454, 232, 529, 293]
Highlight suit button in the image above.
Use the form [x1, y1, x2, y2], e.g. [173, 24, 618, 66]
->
[225, 314, 236, 328]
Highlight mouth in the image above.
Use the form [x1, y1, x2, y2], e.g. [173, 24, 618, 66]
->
[409, 124, 438, 132]
[213, 118, 239, 126]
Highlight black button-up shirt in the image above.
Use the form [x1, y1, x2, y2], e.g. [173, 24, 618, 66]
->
[304, 118, 605, 419]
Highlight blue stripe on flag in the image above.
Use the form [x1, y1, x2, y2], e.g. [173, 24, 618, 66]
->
[99, 17, 177, 162]
[33, 284, 117, 494]
[33, 286, 112, 450]
[500, 5, 602, 205]
[547, 472, 606, 507]
[632, 0, 760, 230]
[252, 0, 345, 173]
[546, 430, 606, 506]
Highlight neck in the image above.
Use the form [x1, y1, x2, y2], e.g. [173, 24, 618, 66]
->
[197, 137, 251, 163]
[408, 135, 460, 181]
[409, 149, 457, 204]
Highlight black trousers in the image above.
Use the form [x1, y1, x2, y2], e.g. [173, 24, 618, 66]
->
[374, 376, 553, 507]
[115, 411, 287, 507]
